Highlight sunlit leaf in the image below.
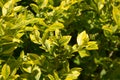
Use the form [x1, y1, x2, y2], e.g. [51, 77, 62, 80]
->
[102, 25, 118, 37]
[95, 0, 105, 10]
[86, 41, 98, 50]
[0, 25, 5, 36]
[78, 49, 89, 58]
[53, 71, 60, 80]
[22, 65, 32, 73]
[30, 3, 39, 14]
[72, 44, 78, 53]
[32, 65, 41, 80]
[46, 21, 64, 31]
[11, 18, 42, 29]
[65, 68, 82, 80]
[48, 74, 55, 80]
[41, 0, 48, 8]
[1, 64, 10, 79]
[59, 36, 71, 46]
[113, 6, 120, 26]
[77, 31, 89, 46]
[30, 30, 42, 44]
[13, 6, 23, 12]
[1, 43, 18, 54]
[2, 0, 14, 16]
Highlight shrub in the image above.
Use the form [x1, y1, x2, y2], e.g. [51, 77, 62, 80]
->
[0, 0, 120, 80]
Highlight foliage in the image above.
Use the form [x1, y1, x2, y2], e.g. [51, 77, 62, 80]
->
[0, 0, 120, 80]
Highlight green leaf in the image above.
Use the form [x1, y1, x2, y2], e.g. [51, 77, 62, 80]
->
[11, 18, 43, 29]
[53, 71, 60, 80]
[100, 69, 106, 78]
[48, 74, 55, 80]
[112, 6, 120, 26]
[0, 25, 5, 36]
[44, 39, 52, 52]
[41, 0, 48, 8]
[72, 44, 78, 53]
[94, 0, 105, 10]
[13, 6, 23, 12]
[30, 3, 39, 14]
[86, 41, 98, 50]
[2, 0, 14, 16]
[46, 21, 64, 31]
[102, 25, 118, 37]
[1, 64, 10, 79]
[1, 43, 18, 55]
[32, 65, 41, 80]
[30, 30, 42, 44]
[77, 31, 89, 46]
[22, 65, 32, 73]
[59, 36, 71, 46]
[78, 49, 89, 58]
[0, 2, 3, 8]
[65, 68, 82, 80]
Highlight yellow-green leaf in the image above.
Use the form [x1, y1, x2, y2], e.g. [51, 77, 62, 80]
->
[113, 6, 120, 26]
[30, 3, 39, 14]
[86, 41, 98, 50]
[30, 30, 42, 44]
[78, 49, 89, 58]
[77, 31, 89, 46]
[65, 68, 82, 80]
[1, 64, 10, 79]
[13, 6, 23, 12]
[48, 74, 55, 80]
[47, 21, 64, 31]
[59, 36, 71, 46]
[0, 25, 5, 36]
[53, 71, 60, 80]
[2, 0, 13, 16]
[41, 0, 48, 8]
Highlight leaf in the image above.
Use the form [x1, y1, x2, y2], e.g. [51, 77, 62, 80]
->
[12, 38, 21, 43]
[41, 0, 48, 8]
[0, 25, 5, 36]
[0, 2, 3, 8]
[65, 68, 82, 80]
[112, 6, 120, 26]
[100, 69, 106, 78]
[48, 74, 55, 80]
[96, 0, 105, 10]
[78, 49, 89, 58]
[72, 44, 78, 53]
[53, 71, 60, 80]
[102, 25, 112, 33]
[32, 65, 41, 80]
[46, 21, 64, 31]
[1, 64, 11, 79]
[30, 30, 42, 44]
[13, 6, 23, 12]
[59, 36, 71, 46]
[30, 3, 39, 14]
[1, 43, 18, 54]
[77, 31, 89, 46]
[44, 39, 52, 52]
[102, 25, 118, 37]
[11, 18, 42, 29]
[86, 41, 98, 50]
[16, 33, 24, 39]
[55, 29, 61, 39]
[2, 0, 14, 16]
[22, 65, 32, 73]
